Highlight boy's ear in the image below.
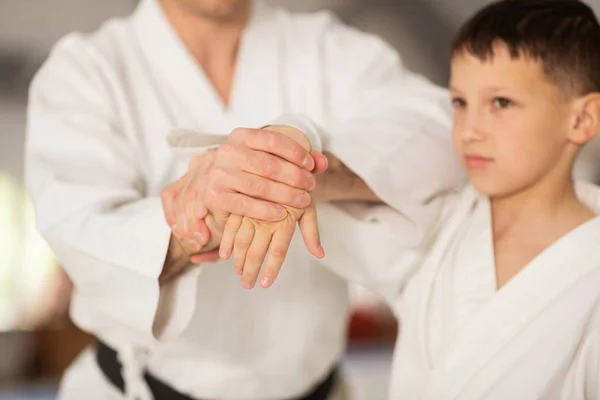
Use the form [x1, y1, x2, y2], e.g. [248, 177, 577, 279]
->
[569, 93, 600, 145]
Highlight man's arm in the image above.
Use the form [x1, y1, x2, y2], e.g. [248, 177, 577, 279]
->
[26, 35, 203, 342]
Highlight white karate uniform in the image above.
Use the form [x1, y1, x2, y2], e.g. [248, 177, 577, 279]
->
[24, 0, 462, 399]
[317, 182, 600, 400]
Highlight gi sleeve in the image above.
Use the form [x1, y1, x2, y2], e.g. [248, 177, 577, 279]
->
[25, 34, 190, 343]
[270, 15, 466, 247]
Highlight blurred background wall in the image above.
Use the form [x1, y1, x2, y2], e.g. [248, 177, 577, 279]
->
[3, 0, 600, 182]
[0, 1, 599, 399]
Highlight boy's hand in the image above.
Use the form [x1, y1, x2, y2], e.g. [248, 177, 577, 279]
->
[219, 125, 326, 289]
[219, 202, 323, 289]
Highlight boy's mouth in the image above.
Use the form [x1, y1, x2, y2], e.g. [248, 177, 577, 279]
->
[464, 154, 492, 169]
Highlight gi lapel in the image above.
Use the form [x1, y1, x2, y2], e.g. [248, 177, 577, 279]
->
[424, 190, 600, 400]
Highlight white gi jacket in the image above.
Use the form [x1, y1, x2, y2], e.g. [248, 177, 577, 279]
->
[25, 0, 462, 398]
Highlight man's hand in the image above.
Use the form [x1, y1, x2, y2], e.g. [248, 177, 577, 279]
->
[161, 151, 217, 250]
[159, 204, 227, 285]
[160, 151, 221, 273]
[162, 127, 327, 249]
[202, 127, 320, 219]
[159, 233, 217, 285]
[217, 125, 326, 289]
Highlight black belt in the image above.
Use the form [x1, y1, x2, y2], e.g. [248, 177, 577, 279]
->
[96, 341, 337, 400]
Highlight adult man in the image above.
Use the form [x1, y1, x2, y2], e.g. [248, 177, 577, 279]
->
[25, 0, 461, 398]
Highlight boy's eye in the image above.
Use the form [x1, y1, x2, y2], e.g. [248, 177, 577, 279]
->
[451, 97, 466, 108]
[493, 97, 513, 109]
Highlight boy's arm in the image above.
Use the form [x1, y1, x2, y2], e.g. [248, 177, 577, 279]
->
[315, 202, 427, 303]
[264, 124, 380, 202]
[313, 152, 380, 203]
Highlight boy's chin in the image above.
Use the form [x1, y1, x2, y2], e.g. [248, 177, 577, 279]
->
[468, 177, 509, 198]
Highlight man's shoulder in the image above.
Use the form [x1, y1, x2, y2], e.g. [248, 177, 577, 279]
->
[264, 4, 336, 47]
[273, 5, 395, 55]
[277, 7, 336, 27]
[40, 16, 132, 78]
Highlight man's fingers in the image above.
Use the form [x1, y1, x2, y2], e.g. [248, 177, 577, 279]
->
[241, 148, 316, 191]
[229, 173, 311, 209]
[240, 228, 273, 290]
[174, 193, 188, 237]
[229, 128, 314, 170]
[190, 249, 221, 264]
[311, 150, 329, 175]
[168, 151, 213, 243]
[178, 176, 209, 241]
[161, 178, 184, 227]
[298, 205, 325, 259]
[181, 200, 210, 248]
[232, 218, 255, 276]
[259, 224, 295, 289]
[173, 180, 201, 248]
[182, 201, 200, 236]
[220, 214, 243, 259]
[195, 218, 211, 248]
[205, 191, 286, 222]
[196, 203, 209, 219]
[189, 150, 217, 173]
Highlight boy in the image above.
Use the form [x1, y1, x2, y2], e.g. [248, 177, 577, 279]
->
[204, 0, 600, 398]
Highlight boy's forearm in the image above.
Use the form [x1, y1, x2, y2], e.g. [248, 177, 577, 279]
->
[313, 152, 381, 203]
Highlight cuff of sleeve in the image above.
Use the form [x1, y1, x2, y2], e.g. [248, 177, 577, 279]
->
[152, 266, 202, 341]
[166, 128, 226, 164]
[316, 203, 412, 286]
[114, 197, 198, 341]
[316, 202, 424, 303]
[263, 114, 324, 152]
[331, 202, 422, 245]
[117, 197, 173, 279]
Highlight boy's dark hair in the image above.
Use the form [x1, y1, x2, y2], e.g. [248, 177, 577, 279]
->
[451, 0, 600, 95]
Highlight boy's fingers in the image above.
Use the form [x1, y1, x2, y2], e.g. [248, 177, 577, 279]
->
[220, 214, 243, 260]
[233, 218, 255, 276]
[240, 229, 273, 290]
[259, 224, 295, 288]
[298, 205, 324, 258]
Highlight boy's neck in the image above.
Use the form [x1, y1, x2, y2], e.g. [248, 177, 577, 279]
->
[490, 177, 592, 240]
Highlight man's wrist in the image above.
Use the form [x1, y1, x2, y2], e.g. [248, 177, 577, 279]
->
[263, 125, 312, 152]
[261, 115, 323, 152]
[160, 235, 191, 284]
[160, 219, 223, 284]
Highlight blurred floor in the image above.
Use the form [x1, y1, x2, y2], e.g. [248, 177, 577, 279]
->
[0, 384, 57, 400]
[343, 343, 394, 400]
[0, 344, 393, 400]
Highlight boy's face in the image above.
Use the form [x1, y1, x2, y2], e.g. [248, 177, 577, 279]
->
[449, 44, 576, 197]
